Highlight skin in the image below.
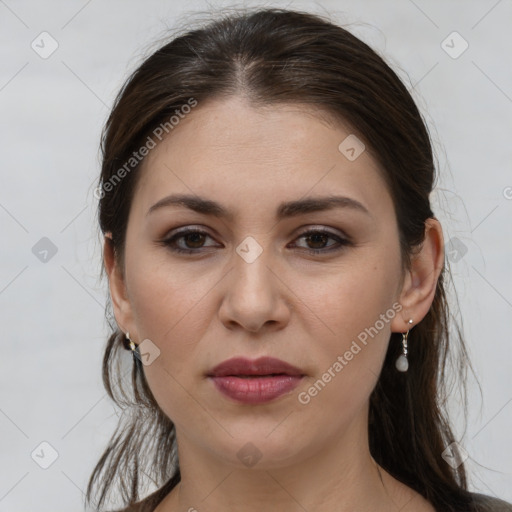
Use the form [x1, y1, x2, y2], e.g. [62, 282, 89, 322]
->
[104, 95, 443, 512]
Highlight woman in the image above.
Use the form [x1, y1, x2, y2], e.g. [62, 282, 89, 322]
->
[86, 7, 512, 512]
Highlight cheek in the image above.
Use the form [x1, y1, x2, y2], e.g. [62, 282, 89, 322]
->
[125, 250, 212, 378]
[127, 263, 211, 423]
[296, 255, 400, 347]
[127, 244, 210, 339]
[294, 249, 401, 400]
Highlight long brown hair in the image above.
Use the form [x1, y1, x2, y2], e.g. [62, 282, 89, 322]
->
[87, 7, 477, 511]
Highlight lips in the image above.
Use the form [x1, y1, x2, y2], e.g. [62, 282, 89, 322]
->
[207, 356, 304, 404]
[208, 356, 304, 378]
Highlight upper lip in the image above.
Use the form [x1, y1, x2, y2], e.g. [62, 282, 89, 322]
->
[208, 356, 304, 377]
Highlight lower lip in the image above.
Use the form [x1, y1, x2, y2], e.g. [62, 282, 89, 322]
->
[209, 375, 303, 404]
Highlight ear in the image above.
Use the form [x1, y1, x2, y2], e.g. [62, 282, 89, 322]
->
[390, 218, 445, 333]
[103, 233, 138, 340]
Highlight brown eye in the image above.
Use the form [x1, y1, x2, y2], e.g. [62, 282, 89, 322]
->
[182, 232, 207, 249]
[162, 228, 218, 254]
[292, 229, 352, 254]
[160, 227, 352, 256]
[304, 232, 330, 249]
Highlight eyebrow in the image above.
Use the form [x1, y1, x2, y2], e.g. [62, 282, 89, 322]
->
[146, 193, 370, 221]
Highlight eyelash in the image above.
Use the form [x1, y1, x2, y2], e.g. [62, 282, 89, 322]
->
[159, 227, 352, 255]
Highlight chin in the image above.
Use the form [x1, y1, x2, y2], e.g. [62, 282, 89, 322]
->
[204, 427, 315, 470]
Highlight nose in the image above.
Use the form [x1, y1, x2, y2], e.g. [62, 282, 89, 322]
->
[218, 245, 291, 333]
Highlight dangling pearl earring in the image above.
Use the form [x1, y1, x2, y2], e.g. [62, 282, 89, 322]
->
[395, 319, 413, 372]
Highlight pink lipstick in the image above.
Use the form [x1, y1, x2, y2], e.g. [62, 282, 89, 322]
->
[207, 356, 304, 404]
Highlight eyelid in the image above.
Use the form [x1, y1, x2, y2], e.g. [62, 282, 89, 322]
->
[159, 225, 352, 256]
[294, 225, 348, 238]
[164, 224, 349, 240]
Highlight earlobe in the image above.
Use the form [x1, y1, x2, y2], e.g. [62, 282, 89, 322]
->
[103, 234, 135, 336]
[391, 218, 445, 332]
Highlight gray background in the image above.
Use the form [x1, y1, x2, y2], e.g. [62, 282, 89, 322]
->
[1, 0, 511, 510]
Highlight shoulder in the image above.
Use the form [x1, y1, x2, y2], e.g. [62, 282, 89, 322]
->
[108, 499, 155, 512]
[110, 505, 144, 512]
[111, 504, 149, 512]
[110, 475, 179, 512]
[109, 491, 512, 512]
[469, 492, 512, 512]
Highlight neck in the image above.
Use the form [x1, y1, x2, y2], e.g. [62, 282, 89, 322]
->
[157, 412, 418, 512]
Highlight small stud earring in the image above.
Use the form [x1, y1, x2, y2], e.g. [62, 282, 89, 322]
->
[395, 319, 413, 372]
[124, 331, 136, 352]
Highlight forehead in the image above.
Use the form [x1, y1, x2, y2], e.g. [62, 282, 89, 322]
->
[132, 96, 391, 220]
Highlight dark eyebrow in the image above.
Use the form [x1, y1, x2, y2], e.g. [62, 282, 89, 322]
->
[146, 193, 370, 220]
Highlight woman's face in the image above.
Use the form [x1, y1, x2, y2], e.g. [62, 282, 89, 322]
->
[115, 95, 408, 469]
